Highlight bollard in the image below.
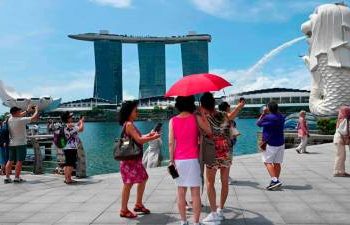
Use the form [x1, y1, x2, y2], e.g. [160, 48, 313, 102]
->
[76, 142, 87, 178]
[31, 138, 43, 174]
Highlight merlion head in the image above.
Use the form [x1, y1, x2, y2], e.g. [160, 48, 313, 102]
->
[301, 3, 350, 116]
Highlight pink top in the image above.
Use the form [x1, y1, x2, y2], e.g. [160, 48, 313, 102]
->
[297, 117, 309, 137]
[172, 114, 199, 160]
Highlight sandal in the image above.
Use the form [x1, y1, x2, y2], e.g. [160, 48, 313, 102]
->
[134, 204, 151, 214]
[120, 209, 137, 218]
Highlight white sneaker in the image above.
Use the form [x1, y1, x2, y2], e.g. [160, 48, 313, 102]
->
[202, 212, 222, 222]
[216, 208, 225, 220]
[180, 221, 189, 225]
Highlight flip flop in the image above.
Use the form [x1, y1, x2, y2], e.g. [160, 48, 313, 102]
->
[120, 209, 137, 218]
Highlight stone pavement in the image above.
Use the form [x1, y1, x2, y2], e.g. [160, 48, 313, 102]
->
[0, 143, 350, 225]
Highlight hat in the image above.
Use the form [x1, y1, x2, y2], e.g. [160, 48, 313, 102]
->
[10, 107, 22, 114]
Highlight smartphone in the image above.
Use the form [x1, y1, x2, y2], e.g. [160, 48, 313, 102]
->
[167, 164, 179, 179]
[153, 123, 162, 133]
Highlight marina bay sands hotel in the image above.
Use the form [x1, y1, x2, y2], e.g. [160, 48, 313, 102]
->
[68, 31, 211, 103]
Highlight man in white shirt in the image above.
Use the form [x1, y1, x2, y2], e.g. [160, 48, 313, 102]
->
[4, 106, 39, 183]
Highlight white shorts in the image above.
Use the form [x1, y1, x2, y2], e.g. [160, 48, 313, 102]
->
[174, 159, 201, 187]
[262, 144, 285, 163]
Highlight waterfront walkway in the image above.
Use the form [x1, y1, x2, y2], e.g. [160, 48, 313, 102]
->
[0, 143, 350, 225]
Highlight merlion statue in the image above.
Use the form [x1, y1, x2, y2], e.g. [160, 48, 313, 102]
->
[301, 3, 350, 116]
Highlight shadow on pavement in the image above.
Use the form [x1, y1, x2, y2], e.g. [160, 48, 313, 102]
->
[282, 184, 313, 190]
[221, 207, 274, 225]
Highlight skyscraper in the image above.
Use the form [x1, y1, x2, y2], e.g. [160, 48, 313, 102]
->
[93, 40, 122, 103]
[138, 42, 166, 98]
[181, 41, 209, 76]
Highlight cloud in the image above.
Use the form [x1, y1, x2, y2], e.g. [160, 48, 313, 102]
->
[90, 0, 132, 8]
[211, 65, 311, 96]
[189, 0, 329, 22]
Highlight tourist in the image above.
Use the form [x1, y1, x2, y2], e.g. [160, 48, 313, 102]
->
[218, 101, 241, 184]
[119, 101, 161, 218]
[0, 118, 9, 175]
[333, 106, 350, 177]
[142, 124, 162, 168]
[47, 119, 54, 134]
[200, 93, 245, 222]
[169, 95, 211, 225]
[4, 106, 39, 184]
[257, 102, 285, 190]
[60, 111, 84, 184]
[296, 110, 309, 154]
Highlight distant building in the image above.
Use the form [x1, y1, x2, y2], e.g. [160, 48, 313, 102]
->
[51, 97, 117, 112]
[138, 42, 166, 98]
[181, 41, 209, 76]
[226, 88, 310, 106]
[68, 31, 211, 100]
[223, 88, 311, 117]
[94, 40, 123, 103]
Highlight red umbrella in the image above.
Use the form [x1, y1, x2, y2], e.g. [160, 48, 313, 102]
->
[165, 73, 232, 97]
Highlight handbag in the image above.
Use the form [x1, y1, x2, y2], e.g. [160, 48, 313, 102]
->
[113, 124, 142, 161]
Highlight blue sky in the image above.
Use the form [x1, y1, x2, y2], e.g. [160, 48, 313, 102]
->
[0, 0, 334, 113]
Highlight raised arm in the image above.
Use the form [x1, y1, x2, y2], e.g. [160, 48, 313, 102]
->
[77, 117, 84, 132]
[126, 122, 160, 145]
[30, 106, 40, 123]
[227, 101, 245, 121]
[168, 119, 175, 165]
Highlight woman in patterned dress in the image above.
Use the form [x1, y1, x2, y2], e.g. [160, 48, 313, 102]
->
[119, 101, 161, 218]
[200, 93, 245, 223]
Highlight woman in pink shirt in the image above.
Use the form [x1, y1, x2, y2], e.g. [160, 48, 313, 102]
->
[296, 111, 309, 154]
[168, 96, 211, 225]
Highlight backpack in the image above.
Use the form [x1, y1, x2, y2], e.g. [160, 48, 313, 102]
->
[0, 119, 10, 146]
[53, 126, 68, 148]
[338, 119, 350, 145]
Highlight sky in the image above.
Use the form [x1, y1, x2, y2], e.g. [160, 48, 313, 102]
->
[0, 0, 335, 113]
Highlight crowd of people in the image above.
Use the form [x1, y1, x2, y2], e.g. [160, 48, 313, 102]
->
[1, 94, 350, 224]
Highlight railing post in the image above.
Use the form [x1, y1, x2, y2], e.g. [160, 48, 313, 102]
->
[76, 142, 87, 178]
[31, 137, 43, 174]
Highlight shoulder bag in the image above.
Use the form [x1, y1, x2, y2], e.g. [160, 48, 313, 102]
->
[114, 124, 142, 161]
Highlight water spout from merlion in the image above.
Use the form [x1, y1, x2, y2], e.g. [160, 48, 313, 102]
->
[246, 36, 306, 76]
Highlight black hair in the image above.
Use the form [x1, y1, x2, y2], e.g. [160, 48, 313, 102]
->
[61, 111, 73, 123]
[200, 92, 215, 111]
[10, 107, 21, 115]
[267, 101, 279, 114]
[218, 102, 230, 112]
[175, 96, 196, 113]
[119, 101, 138, 125]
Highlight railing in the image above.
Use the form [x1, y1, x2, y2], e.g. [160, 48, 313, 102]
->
[25, 135, 87, 177]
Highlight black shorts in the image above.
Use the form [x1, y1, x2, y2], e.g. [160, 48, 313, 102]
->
[63, 149, 77, 168]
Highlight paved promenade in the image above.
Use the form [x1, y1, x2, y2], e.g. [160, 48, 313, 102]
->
[0, 143, 350, 225]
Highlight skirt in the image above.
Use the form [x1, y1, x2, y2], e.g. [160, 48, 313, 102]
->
[175, 158, 201, 187]
[120, 158, 149, 184]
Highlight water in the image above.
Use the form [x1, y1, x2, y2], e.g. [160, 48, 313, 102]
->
[79, 119, 260, 176]
[246, 36, 306, 76]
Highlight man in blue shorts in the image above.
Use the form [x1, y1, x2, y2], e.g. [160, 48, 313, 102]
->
[4, 106, 39, 184]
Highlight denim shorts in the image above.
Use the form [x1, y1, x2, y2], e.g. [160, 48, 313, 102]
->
[9, 145, 27, 162]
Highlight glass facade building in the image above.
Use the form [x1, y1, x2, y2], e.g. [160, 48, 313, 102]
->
[181, 41, 209, 76]
[138, 42, 166, 98]
[93, 40, 122, 103]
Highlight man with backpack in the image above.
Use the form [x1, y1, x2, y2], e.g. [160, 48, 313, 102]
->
[0, 117, 10, 175]
[4, 106, 39, 184]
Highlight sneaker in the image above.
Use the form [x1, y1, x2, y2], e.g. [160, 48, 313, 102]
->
[202, 212, 222, 222]
[266, 180, 282, 190]
[296, 149, 301, 154]
[216, 208, 225, 220]
[4, 178, 12, 184]
[13, 177, 25, 183]
[180, 221, 189, 225]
